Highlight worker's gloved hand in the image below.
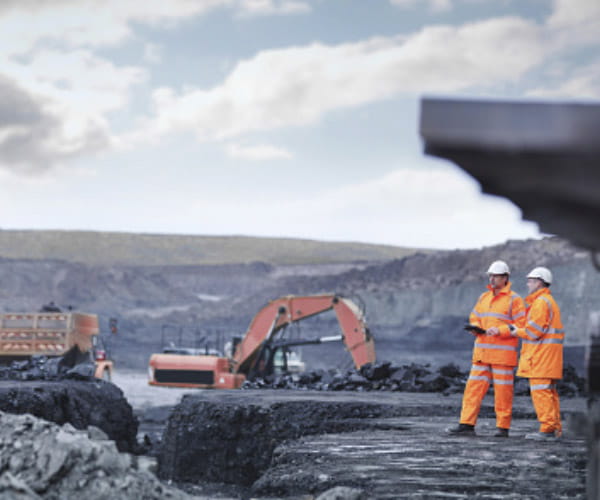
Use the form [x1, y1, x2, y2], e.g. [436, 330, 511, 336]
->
[486, 327, 500, 336]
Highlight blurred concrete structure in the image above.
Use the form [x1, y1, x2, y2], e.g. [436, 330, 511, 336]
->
[419, 97, 600, 500]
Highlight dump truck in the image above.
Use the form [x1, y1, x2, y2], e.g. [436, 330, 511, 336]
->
[0, 310, 114, 380]
[148, 294, 376, 389]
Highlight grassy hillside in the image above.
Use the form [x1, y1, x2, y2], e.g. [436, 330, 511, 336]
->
[0, 230, 422, 266]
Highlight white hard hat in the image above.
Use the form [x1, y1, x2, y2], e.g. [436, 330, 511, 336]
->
[527, 266, 552, 285]
[487, 260, 510, 275]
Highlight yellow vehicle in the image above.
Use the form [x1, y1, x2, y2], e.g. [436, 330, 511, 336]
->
[0, 310, 114, 380]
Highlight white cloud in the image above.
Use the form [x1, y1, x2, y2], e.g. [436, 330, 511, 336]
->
[143, 43, 163, 64]
[186, 165, 540, 248]
[546, 0, 600, 49]
[1, 0, 597, 174]
[0, 49, 145, 172]
[13, 49, 145, 115]
[0, 1, 233, 54]
[133, 16, 543, 143]
[0, 0, 309, 56]
[390, 0, 453, 13]
[0, 0, 313, 172]
[551, 0, 600, 23]
[526, 60, 600, 100]
[0, 74, 112, 173]
[236, 0, 311, 16]
[226, 142, 293, 160]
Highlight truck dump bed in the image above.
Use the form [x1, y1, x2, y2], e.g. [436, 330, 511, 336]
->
[0, 312, 99, 360]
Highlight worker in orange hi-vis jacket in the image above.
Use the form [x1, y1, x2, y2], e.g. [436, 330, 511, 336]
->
[447, 260, 526, 438]
[506, 266, 564, 440]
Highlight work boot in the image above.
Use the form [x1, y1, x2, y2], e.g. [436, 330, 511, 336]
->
[446, 423, 475, 436]
[524, 431, 557, 441]
[493, 427, 509, 438]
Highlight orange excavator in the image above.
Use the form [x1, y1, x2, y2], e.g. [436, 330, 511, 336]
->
[148, 294, 376, 389]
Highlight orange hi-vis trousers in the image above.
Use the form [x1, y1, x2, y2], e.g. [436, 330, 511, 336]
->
[459, 362, 515, 429]
[529, 378, 562, 435]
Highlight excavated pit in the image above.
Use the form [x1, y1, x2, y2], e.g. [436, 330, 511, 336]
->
[157, 391, 587, 498]
[159, 392, 416, 486]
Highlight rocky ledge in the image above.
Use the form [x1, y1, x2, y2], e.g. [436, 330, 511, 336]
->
[157, 391, 587, 499]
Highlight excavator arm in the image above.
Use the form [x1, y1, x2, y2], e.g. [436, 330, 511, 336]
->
[231, 294, 376, 375]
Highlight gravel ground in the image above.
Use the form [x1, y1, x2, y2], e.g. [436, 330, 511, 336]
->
[253, 416, 587, 499]
[111, 369, 198, 410]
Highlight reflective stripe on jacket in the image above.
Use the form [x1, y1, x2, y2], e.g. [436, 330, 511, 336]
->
[515, 288, 564, 379]
[469, 282, 525, 367]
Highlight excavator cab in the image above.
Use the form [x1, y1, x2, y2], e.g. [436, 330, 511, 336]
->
[273, 349, 305, 374]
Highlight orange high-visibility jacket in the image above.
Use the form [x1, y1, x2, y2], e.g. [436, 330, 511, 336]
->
[514, 287, 564, 379]
[469, 282, 526, 367]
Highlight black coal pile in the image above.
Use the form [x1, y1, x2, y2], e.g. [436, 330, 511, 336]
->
[0, 353, 142, 456]
[0, 352, 96, 382]
[241, 362, 468, 394]
[242, 361, 586, 397]
[513, 364, 585, 397]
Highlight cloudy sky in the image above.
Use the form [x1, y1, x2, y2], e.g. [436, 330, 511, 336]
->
[0, 0, 598, 250]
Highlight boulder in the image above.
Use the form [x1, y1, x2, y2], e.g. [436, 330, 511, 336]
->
[0, 380, 139, 453]
[0, 411, 191, 499]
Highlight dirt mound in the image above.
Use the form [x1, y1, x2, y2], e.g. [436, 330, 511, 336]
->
[281, 236, 583, 293]
[0, 379, 139, 453]
[0, 411, 192, 500]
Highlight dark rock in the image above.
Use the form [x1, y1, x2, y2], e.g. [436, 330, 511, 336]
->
[0, 411, 191, 499]
[439, 363, 464, 378]
[239, 362, 583, 398]
[0, 380, 139, 453]
[418, 373, 449, 392]
[360, 362, 391, 381]
[158, 394, 405, 487]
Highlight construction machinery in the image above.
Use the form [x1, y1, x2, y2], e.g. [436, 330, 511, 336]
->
[0, 309, 114, 380]
[148, 294, 376, 389]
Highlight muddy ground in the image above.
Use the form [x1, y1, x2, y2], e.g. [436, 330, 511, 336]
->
[116, 370, 587, 500]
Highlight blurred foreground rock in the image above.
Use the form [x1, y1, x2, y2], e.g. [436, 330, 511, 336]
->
[0, 379, 139, 453]
[0, 411, 191, 500]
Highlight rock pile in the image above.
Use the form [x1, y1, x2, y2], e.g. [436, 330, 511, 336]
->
[241, 362, 586, 397]
[0, 378, 140, 453]
[0, 353, 96, 382]
[0, 411, 191, 500]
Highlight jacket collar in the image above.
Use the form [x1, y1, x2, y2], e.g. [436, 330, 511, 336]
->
[487, 281, 512, 296]
[526, 286, 551, 303]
